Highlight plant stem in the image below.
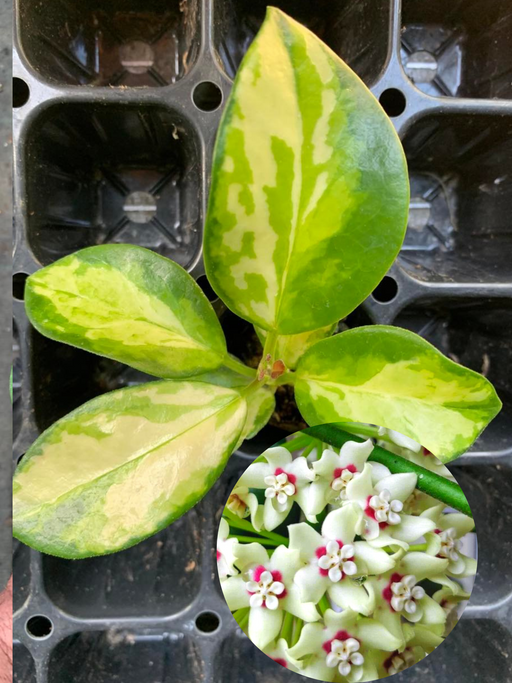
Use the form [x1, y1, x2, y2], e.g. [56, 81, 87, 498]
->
[272, 371, 296, 386]
[280, 610, 294, 645]
[231, 534, 281, 547]
[408, 543, 428, 552]
[303, 424, 473, 518]
[334, 422, 393, 444]
[318, 595, 330, 616]
[223, 510, 289, 545]
[223, 354, 257, 378]
[291, 618, 304, 647]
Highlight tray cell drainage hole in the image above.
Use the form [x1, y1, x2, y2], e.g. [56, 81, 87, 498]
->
[119, 41, 155, 75]
[195, 611, 221, 634]
[13, 272, 29, 301]
[196, 275, 218, 302]
[372, 276, 398, 303]
[26, 615, 53, 640]
[193, 82, 223, 112]
[379, 89, 406, 117]
[123, 191, 158, 224]
[13, 78, 30, 108]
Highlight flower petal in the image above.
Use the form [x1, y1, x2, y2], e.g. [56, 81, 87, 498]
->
[450, 555, 477, 578]
[409, 623, 444, 651]
[294, 564, 329, 604]
[304, 479, 333, 518]
[221, 576, 250, 611]
[392, 514, 436, 543]
[324, 608, 359, 634]
[234, 542, 269, 571]
[322, 504, 361, 544]
[438, 513, 475, 538]
[375, 473, 417, 502]
[328, 579, 374, 616]
[386, 429, 422, 453]
[288, 522, 323, 561]
[282, 583, 321, 622]
[248, 605, 283, 650]
[287, 622, 325, 660]
[264, 446, 293, 469]
[357, 617, 403, 652]
[346, 463, 374, 503]
[370, 462, 391, 484]
[367, 532, 409, 553]
[263, 496, 292, 531]
[399, 552, 449, 581]
[313, 449, 343, 478]
[287, 456, 315, 483]
[218, 517, 229, 542]
[238, 462, 271, 488]
[339, 439, 374, 470]
[270, 545, 302, 583]
[353, 542, 395, 574]
[419, 596, 447, 625]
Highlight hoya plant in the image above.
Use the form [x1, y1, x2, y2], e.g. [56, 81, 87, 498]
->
[13, 9, 500, 559]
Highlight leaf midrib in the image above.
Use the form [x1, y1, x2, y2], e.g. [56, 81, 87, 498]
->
[15, 392, 245, 520]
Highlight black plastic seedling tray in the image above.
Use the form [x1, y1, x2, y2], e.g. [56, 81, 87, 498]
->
[12, 0, 512, 681]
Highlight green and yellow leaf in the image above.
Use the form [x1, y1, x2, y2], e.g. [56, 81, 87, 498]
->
[295, 326, 501, 462]
[193, 367, 275, 440]
[25, 244, 227, 378]
[13, 380, 246, 558]
[255, 324, 336, 370]
[204, 8, 409, 335]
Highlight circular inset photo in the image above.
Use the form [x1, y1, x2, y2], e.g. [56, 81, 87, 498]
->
[216, 423, 476, 681]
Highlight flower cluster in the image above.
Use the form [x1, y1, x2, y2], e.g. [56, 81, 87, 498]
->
[217, 433, 476, 681]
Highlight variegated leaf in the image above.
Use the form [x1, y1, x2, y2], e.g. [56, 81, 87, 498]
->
[25, 245, 227, 378]
[13, 381, 246, 558]
[255, 324, 336, 370]
[193, 367, 275, 440]
[204, 8, 409, 334]
[295, 326, 501, 462]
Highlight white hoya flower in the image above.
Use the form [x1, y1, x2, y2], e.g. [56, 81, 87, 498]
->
[421, 505, 477, 577]
[216, 517, 239, 579]
[343, 463, 436, 547]
[225, 484, 260, 522]
[289, 504, 394, 616]
[237, 446, 315, 531]
[371, 553, 449, 649]
[306, 439, 382, 518]
[220, 542, 319, 651]
[378, 622, 443, 677]
[287, 608, 402, 683]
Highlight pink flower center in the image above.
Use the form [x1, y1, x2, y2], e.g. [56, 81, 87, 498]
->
[275, 467, 297, 486]
[315, 541, 349, 578]
[273, 658, 287, 668]
[216, 550, 221, 561]
[364, 495, 389, 529]
[248, 565, 288, 605]
[382, 573, 404, 607]
[333, 464, 357, 479]
[322, 630, 358, 653]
